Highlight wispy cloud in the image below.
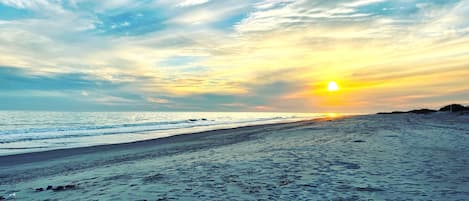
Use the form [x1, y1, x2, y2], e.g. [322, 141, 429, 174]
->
[235, 0, 379, 33]
[0, 0, 66, 14]
[343, 0, 386, 8]
[176, 0, 210, 7]
[146, 97, 170, 104]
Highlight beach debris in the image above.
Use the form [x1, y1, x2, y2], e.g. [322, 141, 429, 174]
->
[353, 140, 366, 143]
[188, 118, 209, 122]
[52, 186, 65, 191]
[33, 184, 78, 192]
[52, 184, 77, 191]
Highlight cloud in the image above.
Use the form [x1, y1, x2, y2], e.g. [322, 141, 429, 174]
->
[176, 0, 210, 7]
[169, 9, 218, 25]
[168, 1, 247, 25]
[416, 1, 469, 37]
[94, 95, 137, 105]
[221, 103, 247, 108]
[343, 0, 386, 8]
[252, 105, 274, 111]
[0, 0, 468, 111]
[146, 97, 170, 104]
[0, 0, 66, 14]
[0, 66, 122, 91]
[69, 0, 141, 12]
[0, 66, 156, 110]
[235, 0, 380, 33]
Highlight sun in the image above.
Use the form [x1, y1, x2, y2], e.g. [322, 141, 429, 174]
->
[328, 81, 339, 91]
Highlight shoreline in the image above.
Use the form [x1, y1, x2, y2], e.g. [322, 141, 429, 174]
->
[0, 113, 333, 157]
[0, 116, 337, 167]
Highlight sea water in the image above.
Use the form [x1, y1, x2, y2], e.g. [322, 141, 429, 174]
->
[0, 111, 327, 155]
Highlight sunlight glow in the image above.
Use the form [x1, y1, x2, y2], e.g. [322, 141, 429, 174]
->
[327, 113, 339, 118]
[328, 81, 339, 92]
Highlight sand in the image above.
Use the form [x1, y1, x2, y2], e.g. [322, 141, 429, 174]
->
[1, 113, 468, 200]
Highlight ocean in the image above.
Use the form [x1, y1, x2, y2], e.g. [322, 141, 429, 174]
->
[0, 111, 327, 155]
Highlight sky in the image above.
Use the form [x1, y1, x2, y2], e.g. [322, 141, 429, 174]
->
[0, 0, 468, 112]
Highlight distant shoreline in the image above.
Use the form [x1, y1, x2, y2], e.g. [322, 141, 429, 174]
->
[376, 104, 469, 115]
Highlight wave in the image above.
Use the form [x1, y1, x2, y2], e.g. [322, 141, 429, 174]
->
[0, 119, 201, 135]
[0, 116, 296, 144]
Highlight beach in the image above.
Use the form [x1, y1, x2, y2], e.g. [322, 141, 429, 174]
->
[1, 113, 468, 200]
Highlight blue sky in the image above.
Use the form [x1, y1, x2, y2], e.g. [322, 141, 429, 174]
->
[0, 0, 468, 112]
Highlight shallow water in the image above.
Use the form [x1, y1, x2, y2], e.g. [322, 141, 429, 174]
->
[0, 111, 326, 155]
